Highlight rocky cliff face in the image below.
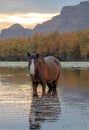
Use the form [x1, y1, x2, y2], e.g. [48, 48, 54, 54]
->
[0, 1, 89, 39]
[57, 1, 89, 32]
[32, 1, 89, 33]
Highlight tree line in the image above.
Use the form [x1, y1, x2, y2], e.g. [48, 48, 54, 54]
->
[0, 29, 89, 61]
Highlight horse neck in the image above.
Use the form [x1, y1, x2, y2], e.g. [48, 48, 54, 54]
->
[33, 58, 41, 76]
[38, 58, 45, 70]
[36, 58, 46, 76]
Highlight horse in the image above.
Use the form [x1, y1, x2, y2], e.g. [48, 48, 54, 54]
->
[27, 53, 61, 96]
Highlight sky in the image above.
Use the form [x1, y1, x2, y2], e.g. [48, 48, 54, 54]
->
[0, 0, 87, 30]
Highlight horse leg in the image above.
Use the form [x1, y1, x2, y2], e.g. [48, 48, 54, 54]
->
[42, 82, 46, 95]
[32, 82, 38, 96]
[52, 75, 59, 95]
[52, 80, 57, 94]
[47, 82, 53, 95]
[52, 74, 59, 95]
[52, 73, 60, 91]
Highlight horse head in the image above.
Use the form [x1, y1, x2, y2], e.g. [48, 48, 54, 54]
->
[27, 53, 39, 77]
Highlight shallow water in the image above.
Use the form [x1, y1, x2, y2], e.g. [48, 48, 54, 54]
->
[0, 67, 89, 130]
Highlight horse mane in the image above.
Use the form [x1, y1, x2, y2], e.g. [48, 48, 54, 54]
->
[38, 56, 45, 62]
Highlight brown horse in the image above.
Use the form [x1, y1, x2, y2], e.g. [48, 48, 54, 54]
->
[27, 53, 61, 95]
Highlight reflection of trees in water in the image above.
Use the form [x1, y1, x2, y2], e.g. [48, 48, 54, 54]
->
[1, 67, 89, 87]
[61, 69, 89, 87]
[29, 92, 61, 130]
[0, 68, 30, 85]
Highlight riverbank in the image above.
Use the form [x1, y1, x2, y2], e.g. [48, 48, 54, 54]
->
[0, 61, 89, 69]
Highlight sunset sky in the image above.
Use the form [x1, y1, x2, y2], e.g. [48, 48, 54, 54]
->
[0, 0, 86, 30]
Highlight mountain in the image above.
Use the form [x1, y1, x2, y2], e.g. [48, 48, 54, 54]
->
[32, 1, 89, 34]
[0, 1, 89, 39]
[0, 24, 32, 39]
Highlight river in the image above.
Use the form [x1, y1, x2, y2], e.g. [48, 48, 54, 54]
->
[0, 62, 89, 130]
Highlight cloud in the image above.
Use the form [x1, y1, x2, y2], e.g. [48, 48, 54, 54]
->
[0, 13, 59, 30]
[0, 0, 60, 13]
[0, 0, 60, 30]
[0, 0, 83, 30]
[0, 0, 85, 14]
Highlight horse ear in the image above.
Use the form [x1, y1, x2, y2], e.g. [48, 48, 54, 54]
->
[37, 53, 39, 58]
[27, 52, 30, 57]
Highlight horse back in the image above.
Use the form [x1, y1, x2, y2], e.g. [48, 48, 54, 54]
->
[43, 56, 61, 81]
[44, 56, 61, 68]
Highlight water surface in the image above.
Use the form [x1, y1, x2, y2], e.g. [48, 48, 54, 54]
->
[0, 67, 89, 130]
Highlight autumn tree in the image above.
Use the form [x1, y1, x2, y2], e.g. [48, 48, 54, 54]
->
[0, 29, 89, 61]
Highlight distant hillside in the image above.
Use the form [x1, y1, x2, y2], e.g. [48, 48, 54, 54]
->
[0, 24, 32, 39]
[32, 1, 89, 34]
[0, 1, 89, 39]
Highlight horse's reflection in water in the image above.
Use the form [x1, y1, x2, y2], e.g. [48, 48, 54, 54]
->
[29, 91, 61, 130]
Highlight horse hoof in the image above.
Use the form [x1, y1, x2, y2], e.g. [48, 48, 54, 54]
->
[47, 91, 51, 96]
[42, 92, 46, 96]
[33, 92, 37, 97]
[52, 91, 57, 96]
